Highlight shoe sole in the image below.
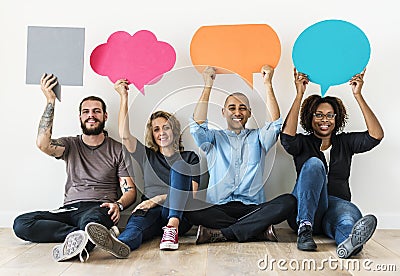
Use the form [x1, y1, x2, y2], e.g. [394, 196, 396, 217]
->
[297, 242, 317, 251]
[336, 214, 377, 259]
[52, 230, 88, 262]
[85, 223, 130, 258]
[160, 242, 179, 250]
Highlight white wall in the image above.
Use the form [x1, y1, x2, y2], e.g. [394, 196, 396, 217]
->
[1, 0, 399, 228]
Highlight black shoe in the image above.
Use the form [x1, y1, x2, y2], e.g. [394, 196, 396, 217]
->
[195, 225, 227, 244]
[352, 245, 363, 256]
[336, 214, 377, 259]
[257, 225, 278, 242]
[297, 225, 317, 251]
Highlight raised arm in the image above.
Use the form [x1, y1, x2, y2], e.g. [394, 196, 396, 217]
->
[114, 79, 138, 153]
[261, 65, 280, 121]
[193, 66, 216, 124]
[36, 73, 65, 157]
[282, 68, 309, 136]
[350, 69, 384, 140]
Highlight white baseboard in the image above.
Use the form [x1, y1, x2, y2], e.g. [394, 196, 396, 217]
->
[0, 211, 18, 228]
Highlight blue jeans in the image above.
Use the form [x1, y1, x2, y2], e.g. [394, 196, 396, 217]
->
[322, 196, 362, 245]
[118, 160, 193, 250]
[288, 157, 362, 245]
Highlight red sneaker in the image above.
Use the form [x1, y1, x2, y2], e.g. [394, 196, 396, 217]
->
[160, 226, 178, 250]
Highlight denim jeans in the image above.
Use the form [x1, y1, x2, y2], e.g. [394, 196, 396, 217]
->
[290, 157, 329, 232]
[163, 160, 193, 220]
[118, 160, 193, 250]
[322, 196, 362, 245]
[288, 157, 362, 245]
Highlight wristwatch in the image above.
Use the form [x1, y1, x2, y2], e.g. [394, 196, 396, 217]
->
[115, 202, 124, 211]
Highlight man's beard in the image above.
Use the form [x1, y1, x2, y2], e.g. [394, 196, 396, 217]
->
[81, 119, 105, 135]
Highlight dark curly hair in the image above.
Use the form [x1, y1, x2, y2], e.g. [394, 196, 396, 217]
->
[300, 95, 348, 134]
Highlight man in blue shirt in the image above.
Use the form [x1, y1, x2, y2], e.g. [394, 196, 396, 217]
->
[186, 66, 296, 243]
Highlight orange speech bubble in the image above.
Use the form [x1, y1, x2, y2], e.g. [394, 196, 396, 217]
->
[190, 24, 281, 86]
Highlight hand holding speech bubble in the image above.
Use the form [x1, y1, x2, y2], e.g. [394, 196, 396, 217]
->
[90, 30, 176, 94]
[190, 24, 281, 87]
[292, 20, 370, 96]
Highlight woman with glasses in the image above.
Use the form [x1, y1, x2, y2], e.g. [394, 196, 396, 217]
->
[280, 68, 384, 258]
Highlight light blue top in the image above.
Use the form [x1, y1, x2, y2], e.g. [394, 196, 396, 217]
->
[190, 117, 282, 205]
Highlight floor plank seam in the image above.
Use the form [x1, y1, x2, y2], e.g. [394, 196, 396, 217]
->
[372, 238, 400, 258]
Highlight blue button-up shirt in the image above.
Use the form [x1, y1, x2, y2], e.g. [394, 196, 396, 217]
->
[190, 117, 282, 205]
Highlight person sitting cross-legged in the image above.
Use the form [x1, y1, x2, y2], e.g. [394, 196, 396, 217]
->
[281, 68, 383, 258]
[185, 65, 296, 244]
[85, 79, 200, 258]
[13, 74, 136, 262]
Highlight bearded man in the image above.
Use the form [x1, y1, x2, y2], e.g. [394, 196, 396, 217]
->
[13, 73, 136, 262]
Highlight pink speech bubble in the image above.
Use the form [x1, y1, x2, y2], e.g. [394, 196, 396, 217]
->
[90, 30, 176, 94]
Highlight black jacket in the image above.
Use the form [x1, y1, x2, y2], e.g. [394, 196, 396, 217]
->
[280, 131, 381, 201]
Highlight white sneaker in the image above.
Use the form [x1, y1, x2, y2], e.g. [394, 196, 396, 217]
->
[85, 222, 130, 258]
[110, 225, 120, 237]
[52, 230, 89, 262]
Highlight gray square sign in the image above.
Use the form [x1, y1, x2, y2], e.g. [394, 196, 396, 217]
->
[26, 26, 85, 99]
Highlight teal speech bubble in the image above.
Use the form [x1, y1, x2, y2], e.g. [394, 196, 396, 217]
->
[292, 20, 370, 96]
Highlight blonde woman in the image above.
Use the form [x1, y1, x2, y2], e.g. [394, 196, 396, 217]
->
[85, 79, 200, 257]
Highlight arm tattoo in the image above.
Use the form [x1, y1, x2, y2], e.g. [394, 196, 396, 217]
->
[38, 103, 54, 135]
[120, 178, 134, 193]
[50, 139, 64, 147]
[50, 139, 65, 157]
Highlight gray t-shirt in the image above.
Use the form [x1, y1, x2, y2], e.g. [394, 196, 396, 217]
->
[58, 135, 130, 205]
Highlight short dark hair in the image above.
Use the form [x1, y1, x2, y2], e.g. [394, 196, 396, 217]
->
[224, 92, 250, 107]
[300, 94, 348, 134]
[79, 96, 107, 114]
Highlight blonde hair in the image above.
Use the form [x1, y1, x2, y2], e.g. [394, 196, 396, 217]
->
[145, 110, 184, 152]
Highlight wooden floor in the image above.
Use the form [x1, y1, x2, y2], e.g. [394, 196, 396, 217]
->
[1, 227, 399, 275]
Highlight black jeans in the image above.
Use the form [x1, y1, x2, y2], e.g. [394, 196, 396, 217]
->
[13, 201, 114, 251]
[185, 193, 296, 242]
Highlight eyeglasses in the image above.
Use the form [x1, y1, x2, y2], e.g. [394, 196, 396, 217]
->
[313, 113, 336, 120]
